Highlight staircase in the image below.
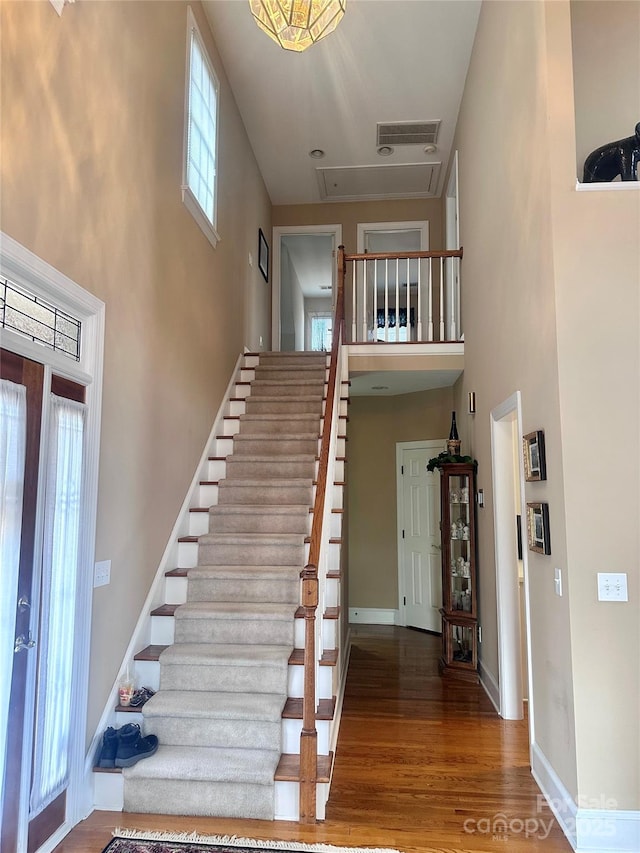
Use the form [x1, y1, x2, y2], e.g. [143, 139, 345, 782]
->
[100, 351, 346, 821]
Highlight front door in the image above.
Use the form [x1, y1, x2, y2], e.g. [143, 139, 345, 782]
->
[397, 440, 445, 633]
[1, 349, 86, 853]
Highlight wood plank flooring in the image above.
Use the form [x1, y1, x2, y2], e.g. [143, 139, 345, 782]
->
[55, 625, 572, 853]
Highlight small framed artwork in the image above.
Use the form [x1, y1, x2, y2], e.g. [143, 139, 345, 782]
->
[526, 501, 551, 555]
[258, 228, 269, 282]
[523, 430, 546, 481]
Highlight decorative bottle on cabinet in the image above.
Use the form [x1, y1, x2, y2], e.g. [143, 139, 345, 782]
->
[438, 462, 479, 681]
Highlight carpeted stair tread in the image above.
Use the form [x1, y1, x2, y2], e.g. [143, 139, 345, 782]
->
[143, 690, 285, 722]
[123, 744, 279, 784]
[198, 532, 306, 546]
[224, 454, 318, 462]
[219, 477, 312, 487]
[175, 602, 297, 621]
[187, 565, 300, 579]
[159, 643, 292, 667]
[208, 505, 309, 517]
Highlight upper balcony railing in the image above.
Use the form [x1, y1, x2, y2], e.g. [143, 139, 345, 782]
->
[339, 247, 464, 344]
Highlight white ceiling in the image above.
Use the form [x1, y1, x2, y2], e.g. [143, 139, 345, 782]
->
[350, 368, 462, 396]
[203, 0, 481, 206]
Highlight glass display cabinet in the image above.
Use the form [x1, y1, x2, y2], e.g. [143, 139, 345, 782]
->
[438, 462, 479, 681]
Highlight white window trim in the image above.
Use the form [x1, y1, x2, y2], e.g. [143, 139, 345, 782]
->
[182, 6, 221, 249]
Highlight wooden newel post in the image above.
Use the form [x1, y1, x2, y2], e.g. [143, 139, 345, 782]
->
[299, 565, 319, 823]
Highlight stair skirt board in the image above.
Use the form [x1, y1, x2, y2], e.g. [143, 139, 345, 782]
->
[93, 350, 343, 823]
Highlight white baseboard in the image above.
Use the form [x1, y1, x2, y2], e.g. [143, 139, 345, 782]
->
[478, 658, 500, 714]
[348, 607, 398, 625]
[532, 741, 640, 852]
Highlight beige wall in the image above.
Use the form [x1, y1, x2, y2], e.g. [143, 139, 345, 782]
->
[0, 0, 272, 741]
[571, 0, 640, 178]
[546, 1, 640, 810]
[451, 0, 639, 811]
[347, 389, 452, 609]
[273, 198, 443, 254]
[449, 0, 576, 798]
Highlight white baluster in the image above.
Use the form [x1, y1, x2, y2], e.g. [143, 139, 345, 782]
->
[362, 259, 368, 342]
[428, 258, 433, 341]
[373, 259, 378, 344]
[439, 257, 445, 341]
[384, 259, 389, 342]
[351, 261, 357, 342]
[417, 257, 423, 341]
[395, 258, 399, 344]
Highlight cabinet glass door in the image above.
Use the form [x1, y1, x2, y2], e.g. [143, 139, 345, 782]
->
[448, 473, 472, 612]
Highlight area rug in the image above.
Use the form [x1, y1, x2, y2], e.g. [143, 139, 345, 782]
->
[104, 830, 400, 853]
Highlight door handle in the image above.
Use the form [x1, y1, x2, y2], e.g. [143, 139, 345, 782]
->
[17, 595, 31, 612]
[14, 632, 36, 654]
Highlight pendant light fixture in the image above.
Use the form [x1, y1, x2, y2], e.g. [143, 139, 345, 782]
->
[249, 0, 346, 53]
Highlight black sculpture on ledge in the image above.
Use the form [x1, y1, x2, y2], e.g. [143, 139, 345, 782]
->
[583, 122, 640, 183]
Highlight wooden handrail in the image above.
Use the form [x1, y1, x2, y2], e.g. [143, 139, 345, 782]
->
[299, 246, 346, 823]
[343, 248, 463, 262]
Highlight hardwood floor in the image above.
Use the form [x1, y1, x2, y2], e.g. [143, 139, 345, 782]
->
[55, 625, 572, 853]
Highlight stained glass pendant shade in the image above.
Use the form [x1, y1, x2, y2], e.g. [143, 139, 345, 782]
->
[249, 0, 346, 52]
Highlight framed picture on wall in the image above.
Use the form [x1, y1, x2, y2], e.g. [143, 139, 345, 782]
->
[526, 501, 551, 555]
[523, 430, 546, 481]
[258, 228, 269, 282]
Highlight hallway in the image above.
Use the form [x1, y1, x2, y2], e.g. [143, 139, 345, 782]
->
[57, 626, 572, 853]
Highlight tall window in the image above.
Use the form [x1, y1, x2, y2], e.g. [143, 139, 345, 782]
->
[183, 8, 220, 248]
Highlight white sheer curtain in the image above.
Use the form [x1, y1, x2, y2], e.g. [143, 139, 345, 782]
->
[30, 394, 85, 817]
[0, 379, 27, 816]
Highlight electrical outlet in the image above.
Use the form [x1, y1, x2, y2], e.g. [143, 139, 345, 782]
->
[554, 567, 562, 597]
[248, 252, 253, 268]
[478, 625, 482, 643]
[597, 572, 628, 602]
[94, 560, 111, 588]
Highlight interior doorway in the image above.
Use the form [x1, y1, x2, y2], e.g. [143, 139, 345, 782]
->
[271, 225, 342, 351]
[396, 439, 446, 633]
[490, 393, 534, 737]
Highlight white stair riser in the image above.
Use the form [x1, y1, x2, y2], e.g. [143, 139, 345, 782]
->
[274, 780, 329, 822]
[178, 540, 199, 568]
[93, 769, 124, 811]
[189, 511, 210, 536]
[165, 576, 188, 605]
[282, 718, 330, 755]
[207, 458, 226, 480]
[134, 660, 162, 692]
[288, 665, 332, 700]
[150, 615, 175, 646]
[322, 619, 338, 649]
[228, 400, 246, 417]
[243, 355, 259, 368]
[199, 483, 219, 506]
[240, 368, 256, 382]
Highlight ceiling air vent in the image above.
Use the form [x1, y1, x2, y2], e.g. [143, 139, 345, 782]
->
[377, 121, 440, 147]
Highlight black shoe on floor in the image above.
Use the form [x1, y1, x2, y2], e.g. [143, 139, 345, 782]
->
[115, 723, 158, 768]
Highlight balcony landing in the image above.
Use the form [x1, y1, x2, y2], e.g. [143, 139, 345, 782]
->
[347, 342, 463, 396]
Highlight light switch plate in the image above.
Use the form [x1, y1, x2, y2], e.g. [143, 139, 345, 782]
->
[554, 567, 562, 597]
[94, 560, 111, 588]
[597, 572, 628, 602]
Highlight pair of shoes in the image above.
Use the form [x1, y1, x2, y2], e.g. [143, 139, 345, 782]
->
[129, 686, 156, 708]
[95, 724, 158, 769]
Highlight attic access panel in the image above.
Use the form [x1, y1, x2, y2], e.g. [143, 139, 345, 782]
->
[317, 163, 441, 201]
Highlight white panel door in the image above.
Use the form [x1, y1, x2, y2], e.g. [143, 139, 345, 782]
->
[398, 443, 443, 632]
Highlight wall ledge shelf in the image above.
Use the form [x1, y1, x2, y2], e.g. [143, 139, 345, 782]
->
[575, 180, 640, 193]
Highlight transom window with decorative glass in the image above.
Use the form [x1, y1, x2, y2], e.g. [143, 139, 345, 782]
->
[182, 7, 220, 248]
